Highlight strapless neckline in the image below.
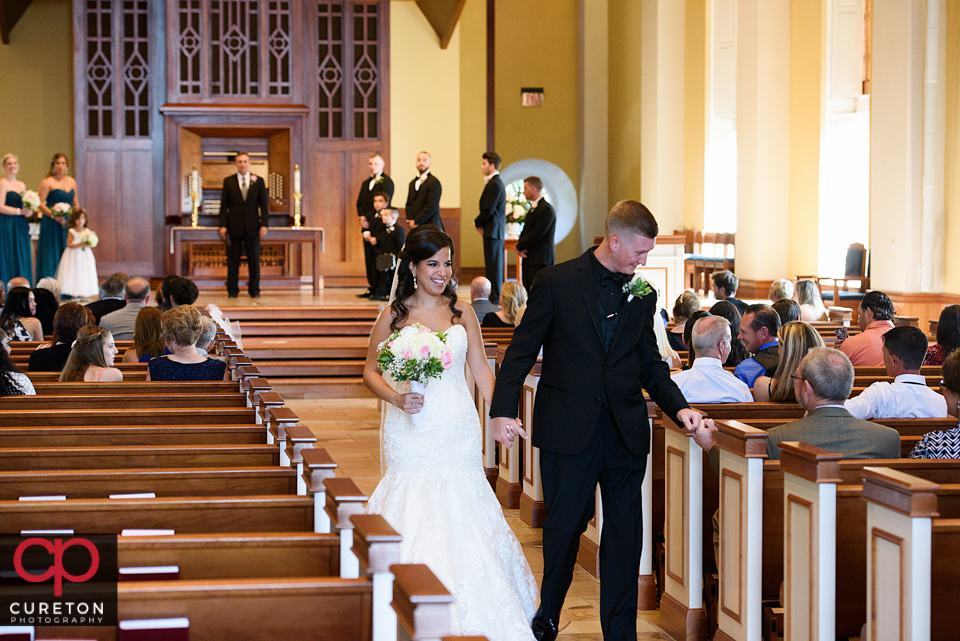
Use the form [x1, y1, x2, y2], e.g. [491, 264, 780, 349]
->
[49, 189, 74, 197]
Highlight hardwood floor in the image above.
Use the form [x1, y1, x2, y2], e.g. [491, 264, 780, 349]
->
[288, 397, 669, 640]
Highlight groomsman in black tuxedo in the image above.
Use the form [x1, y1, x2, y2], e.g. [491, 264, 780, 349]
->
[489, 201, 708, 641]
[404, 151, 443, 230]
[219, 152, 269, 298]
[474, 152, 506, 304]
[515, 176, 556, 293]
[356, 152, 394, 297]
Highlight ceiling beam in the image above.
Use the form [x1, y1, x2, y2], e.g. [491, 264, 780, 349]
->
[0, 0, 33, 45]
[416, 0, 468, 50]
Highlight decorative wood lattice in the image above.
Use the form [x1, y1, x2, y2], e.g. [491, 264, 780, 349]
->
[317, 2, 381, 140]
[266, 1, 292, 96]
[317, 3, 344, 138]
[177, 0, 202, 95]
[122, 0, 151, 136]
[210, 0, 260, 96]
[85, 0, 114, 137]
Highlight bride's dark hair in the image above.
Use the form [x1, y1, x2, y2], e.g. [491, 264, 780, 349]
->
[390, 225, 462, 331]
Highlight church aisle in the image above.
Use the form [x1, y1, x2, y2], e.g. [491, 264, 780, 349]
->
[287, 397, 668, 640]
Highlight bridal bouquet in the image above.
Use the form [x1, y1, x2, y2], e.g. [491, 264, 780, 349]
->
[377, 323, 454, 426]
[52, 202, 72, 226]
[78, 229, 99, 250]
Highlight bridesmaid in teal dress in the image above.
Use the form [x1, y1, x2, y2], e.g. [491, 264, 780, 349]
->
[0, 154, 33, 285]
[36, 153, 78, 282]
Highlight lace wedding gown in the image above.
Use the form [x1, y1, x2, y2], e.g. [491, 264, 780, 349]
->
[367, 324, 537, 641]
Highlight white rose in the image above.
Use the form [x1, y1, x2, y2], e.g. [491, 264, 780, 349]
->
[513, 204, 526, 217]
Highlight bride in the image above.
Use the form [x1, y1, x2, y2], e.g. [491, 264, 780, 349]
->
[363, 225, 537, 641]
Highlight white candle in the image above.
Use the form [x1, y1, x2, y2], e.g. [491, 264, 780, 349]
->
[192, 169, 199, 194]
[294, 165, 301, 193]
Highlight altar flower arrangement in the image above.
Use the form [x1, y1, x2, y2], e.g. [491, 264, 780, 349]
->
[52, 202, 72, 226]
[78, 228, 99, 250]
[20, 190, 41, 222]
[623, 272, 654, 302]
[377, 323, 453, 426]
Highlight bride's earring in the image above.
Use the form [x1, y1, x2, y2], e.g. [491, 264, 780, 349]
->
[413, 273, 418, 290]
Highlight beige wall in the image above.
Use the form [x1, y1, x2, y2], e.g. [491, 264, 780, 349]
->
[0, 0, 74, 189]
[608, 0, 644, 215]
[457, 0, 487, 269]
[788, 0, 824, 278]
[683, 0, 708, 231]
[390, 3, 461, 211]
[494, 0, 581, 262]
[944, 0, 960, 294]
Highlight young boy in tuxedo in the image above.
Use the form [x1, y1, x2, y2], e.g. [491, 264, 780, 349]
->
[359, 192, 390, 297]
[370, 207, 404, 301]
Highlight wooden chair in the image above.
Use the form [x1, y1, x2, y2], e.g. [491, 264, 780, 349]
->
[799, 242, 870, 306]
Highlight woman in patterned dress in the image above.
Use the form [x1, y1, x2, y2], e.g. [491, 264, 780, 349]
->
[910, 349, 960, 459]
[924, 305, 960, 366]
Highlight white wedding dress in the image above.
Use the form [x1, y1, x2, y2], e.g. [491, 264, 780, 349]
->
[367, 324, 537, 641]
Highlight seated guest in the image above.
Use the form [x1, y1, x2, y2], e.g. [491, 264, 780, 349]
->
[734, 303, 781, 388]
[156, 275, 179, 313]
[925, 305, 960, 366]
[752, 321, 825, 402]
[772, 298, 801, 326]
[482, 281, 527, 328]
[59, 326, 123, 382]
[682, 310, 712, 370]
[695, 348, 900, 461]
[170, 276, 199, 307]
[28, 303, 90, 372]
[711, 270, 747, 316]
[0, 329, 35, 395]
[836, 290, 896, 366]
[844, 326, 947, 419]
[653, 307, 681, 368]
[0, 287, 42, 341]
[910, 349, 960, 458]
[100, 277, 150, 342]
[768, 278, 795, 303]
[33, 281, 60, 337]
[86, 277, 126, 323]
[196, 316, 218, 358]
[7, 277, 29, 291]
[709, 300, 748, 369]
[0, 280, 5, 307]
[470, 276, 500, 321]
[148, 305, 228, 381]
[671, 316, 752, 402]
[121, 307, 167, 363]
[795, 279, 828, 322]
[669, 291, 700, 353]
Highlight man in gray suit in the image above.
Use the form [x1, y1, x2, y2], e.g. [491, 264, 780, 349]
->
[99, 277, 151, 342]
[469, 277, 500, 322]
[696, 347, 901, 461]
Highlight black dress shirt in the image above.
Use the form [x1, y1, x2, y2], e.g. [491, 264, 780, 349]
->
[588, 249, 630, 353]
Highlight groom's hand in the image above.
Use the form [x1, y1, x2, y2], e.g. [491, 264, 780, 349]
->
[676, 408, 707, 432]
[491, 416, 528, 449]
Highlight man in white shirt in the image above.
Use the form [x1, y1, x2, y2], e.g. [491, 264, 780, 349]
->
[672, 315, 753, 403]
[845, 325, 948, 419]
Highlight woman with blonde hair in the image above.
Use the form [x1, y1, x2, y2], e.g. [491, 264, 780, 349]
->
[768, 278, 795, 303]
[481, 281, 528, 328]
[796, 279, 828, 322]
[752, 320, 825, 402]
[669, 290, 700, 352]
[122, 306, 167, 363]
[147, 305, 228, 381]
[59, 326, 122, 382]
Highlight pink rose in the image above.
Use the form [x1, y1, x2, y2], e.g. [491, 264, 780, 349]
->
[419, 326, 431, 334]
[402, 349, 413, 358]
[441, 350, 453, 369]
[388, 340, 395, 348]
[420, 345, 431, 357]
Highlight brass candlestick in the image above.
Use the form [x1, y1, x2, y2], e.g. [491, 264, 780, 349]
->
[293, 192, 302, 229]
[190, 167, 200, 227]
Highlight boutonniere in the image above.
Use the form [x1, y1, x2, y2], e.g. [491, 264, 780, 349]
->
[622, 273, 653, 302]
[374, 175, 384, 185]
[250, 175, 257, 183]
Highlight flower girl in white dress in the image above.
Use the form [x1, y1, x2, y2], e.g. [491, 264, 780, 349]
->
[362, 226, 537, 641]
[56, 209, 99, 300]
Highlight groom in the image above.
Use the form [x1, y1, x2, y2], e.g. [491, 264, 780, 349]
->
[489, 201, 707, 640]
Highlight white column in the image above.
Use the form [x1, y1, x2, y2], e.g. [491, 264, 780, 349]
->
[640, 0, 685, 232]
[579, 0, 609, 245]
[735, 0, 790, 281]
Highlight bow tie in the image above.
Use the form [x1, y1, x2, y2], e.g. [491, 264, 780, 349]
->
[600, 272, 630, 288]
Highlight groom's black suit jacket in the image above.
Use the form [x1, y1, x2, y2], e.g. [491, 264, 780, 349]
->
[219, 174, 269, 236]
[490, 250, 690, 456]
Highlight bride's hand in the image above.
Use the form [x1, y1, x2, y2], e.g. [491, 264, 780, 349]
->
[395, 392, 424, 414]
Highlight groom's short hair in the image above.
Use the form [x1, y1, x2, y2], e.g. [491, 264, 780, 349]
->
[605, 200, 659, 240]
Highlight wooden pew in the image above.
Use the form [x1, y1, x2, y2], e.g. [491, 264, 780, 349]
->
[31, 381, 241, 395]
[0, 444, 279, 470]
[0, 467, 297, 500]
[0, 424, 266, 448]
[0, 407, 257, 426]
[0, 392, 248, 409]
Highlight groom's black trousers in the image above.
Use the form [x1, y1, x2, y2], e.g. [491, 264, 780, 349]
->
[538, 406, 646, 640]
